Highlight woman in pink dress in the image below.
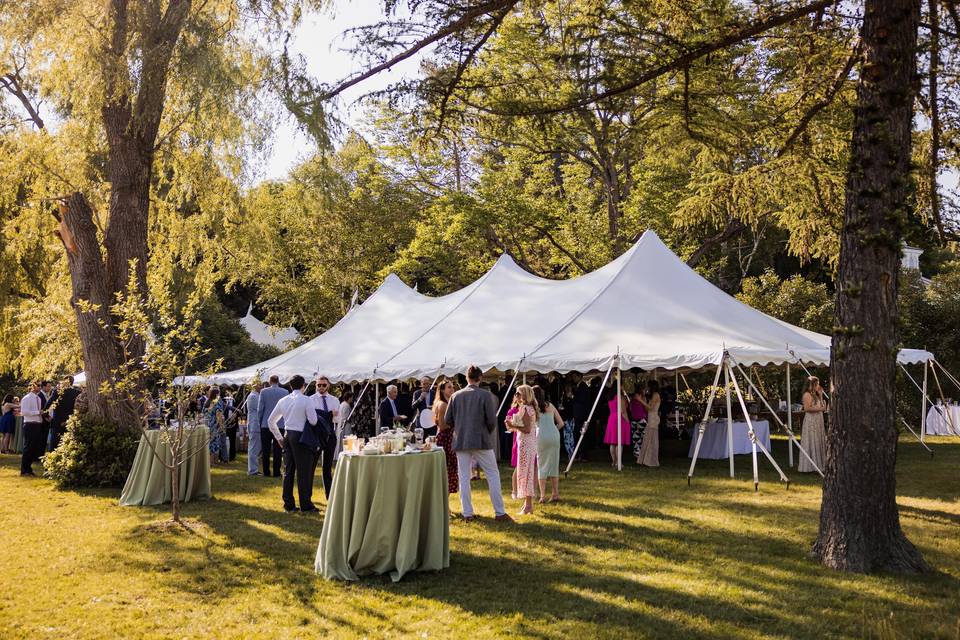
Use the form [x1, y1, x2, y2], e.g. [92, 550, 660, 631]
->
[604, 389, 631, 467]
[507, 385, 538, 515]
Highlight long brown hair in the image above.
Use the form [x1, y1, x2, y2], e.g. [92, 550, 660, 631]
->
[804, 376, 822, 401]
[532, 385, 549, 414]
[438, 380, 456, 403]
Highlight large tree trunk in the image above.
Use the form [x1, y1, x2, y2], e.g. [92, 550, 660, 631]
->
[813, 0, 929, 573]
[55, 0, 191, 426]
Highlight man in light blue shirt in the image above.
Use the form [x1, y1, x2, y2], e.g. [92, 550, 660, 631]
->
[245, 383, 262, 476]
[267, 375, 318, 512]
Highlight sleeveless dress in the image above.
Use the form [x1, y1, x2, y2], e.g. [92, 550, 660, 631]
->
[434, 403, 459, 493]
[798, 395, 826, 473]
[515, 405, 538, 498]
[637, 396, 660, 467]
[603, 398, 630, 445]
[536, 406, 561, 479]
[205, 400, 224, 456]
[0, 406, 15, 434]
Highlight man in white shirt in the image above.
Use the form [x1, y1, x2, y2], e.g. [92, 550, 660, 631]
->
[267, 375, 319, 513]
[311, 375, 340, 499]
[245, 383, 262, 476]
[19, 382, 44, 477]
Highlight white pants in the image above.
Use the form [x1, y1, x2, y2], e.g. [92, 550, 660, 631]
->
[247, 427, 261, 475]
[456, 449, 505, 517]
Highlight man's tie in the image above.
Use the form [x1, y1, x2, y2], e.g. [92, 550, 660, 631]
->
[321, 395, 329, 411]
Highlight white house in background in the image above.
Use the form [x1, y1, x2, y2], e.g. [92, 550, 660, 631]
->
[902, 244, 932, 286]
[239, 304, 300, 350]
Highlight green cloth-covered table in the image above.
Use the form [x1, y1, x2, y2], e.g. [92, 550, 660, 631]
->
[13, 416, 24, 454]
[316, 449, 450, 581]
[119, 428, 211, 507]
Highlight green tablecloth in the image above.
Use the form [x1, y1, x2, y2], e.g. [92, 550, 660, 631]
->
[316, 449, 450, 581]
[13, 416, 24, 454]
[119, 428, 211, 506]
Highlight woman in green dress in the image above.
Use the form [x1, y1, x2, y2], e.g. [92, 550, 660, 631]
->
[533, 385, 564, 503]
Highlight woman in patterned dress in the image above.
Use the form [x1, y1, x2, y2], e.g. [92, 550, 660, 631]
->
[432, 380, 459, 494]
[205, 387, 226, 465]
[507, 385, 539, 515]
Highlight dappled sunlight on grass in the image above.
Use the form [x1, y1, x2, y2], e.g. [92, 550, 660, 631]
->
[0, 435, 957, 638]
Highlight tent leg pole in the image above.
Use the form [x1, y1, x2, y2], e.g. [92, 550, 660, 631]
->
[786, 363, 793, 468]
[729, 356, 823, 477]
[728, 362, 790, 489]
[725, 363, 734, 478]
[929, 362, 957, 436]
[674, 370, 680, 436]
[932, 359, 960, 435]
[921, 362, 928, 443]
[900, 416, 934, 455]
[616, 364, 622, 472]
[564, 355, 617, 476]
[375, 383, 380, 431]
[687, 360, 725, 483]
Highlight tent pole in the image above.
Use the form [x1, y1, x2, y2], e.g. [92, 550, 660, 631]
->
[899, 415, 934, 455]
[687, 359, 725, 483]
[727, 362, 790, 490]
[522, 371, 527, 385]
[375, 382, 380, 431]
[921, 361, 928, 442]
[616, 361, 622, 471]
[564, 356, 616, 476]
[786, 363, 793, 468]
[497, 359, 525, 416]
[730, 357, 823, 477]
[674, 370, 680, 434]
[929, 362, 957, 435]
[724, 362, 734, 478]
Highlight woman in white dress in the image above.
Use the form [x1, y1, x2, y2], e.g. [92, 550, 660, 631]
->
[798, 376, 827, 473]
[334, 390, 354, 461]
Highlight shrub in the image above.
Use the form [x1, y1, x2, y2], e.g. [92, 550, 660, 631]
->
[44, 414, 140, 488]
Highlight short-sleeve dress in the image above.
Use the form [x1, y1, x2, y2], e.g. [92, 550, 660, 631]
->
[514, 405, 538, 499]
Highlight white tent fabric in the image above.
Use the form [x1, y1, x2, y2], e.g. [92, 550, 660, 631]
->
[183, 231, 932, 385]
[238, 304, 300, 350]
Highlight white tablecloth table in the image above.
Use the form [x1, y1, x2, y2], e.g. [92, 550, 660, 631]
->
[688, 419, 771, 459]
[925, 404, 960, 435]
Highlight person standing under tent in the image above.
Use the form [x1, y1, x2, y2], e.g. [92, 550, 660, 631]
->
[378, 384, 407, 430]
[204, 388, 226, 466]
[603, 388, 631, 468]
[629, 388, 648, 462]
[311, 375, 340, 499]
[246, 383, 262, 476]
[508, 385, 538, 515]
[444, 365, 512, 523]
[411, 376, 435, 437]
[267, 375, 320, 513]
[636, 380, 661, 467]
[223, 391, 236, 463]
[19, 383, 43, 476]
[1, 394, 18, 454]
[533, 385, 563, 503]
[432, 380, 459, 494]
[798, 376, 828, 473]
[570, 373, 592, 459]
[258, 376, 289, 478]
[334, 390, 354, 461]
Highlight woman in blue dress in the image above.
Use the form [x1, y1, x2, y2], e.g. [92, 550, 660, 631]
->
[205, 388, 226, 465]
[1, 394, 18, 454]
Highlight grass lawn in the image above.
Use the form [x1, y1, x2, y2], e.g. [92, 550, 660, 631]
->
[0, 435, 958, 639]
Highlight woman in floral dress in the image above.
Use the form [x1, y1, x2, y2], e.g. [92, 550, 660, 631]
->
[432, 380, 459, 493]
[507, 385, 539, 515]
[205, 387, 226, 465]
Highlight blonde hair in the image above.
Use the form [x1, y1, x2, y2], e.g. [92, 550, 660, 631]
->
[513, 385, 538, 414]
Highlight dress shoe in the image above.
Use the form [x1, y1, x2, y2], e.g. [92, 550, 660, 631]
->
[301, 506, 320, 514]
[494, 513, 514, 523]
[284, 506, 299, 513]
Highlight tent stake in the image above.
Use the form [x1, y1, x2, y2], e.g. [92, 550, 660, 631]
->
[686, 358, 725, 482]
[564, 355, 616, 476]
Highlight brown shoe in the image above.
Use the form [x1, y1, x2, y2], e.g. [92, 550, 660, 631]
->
[462, 515, 475, 522]
[494, 513, 514, 523]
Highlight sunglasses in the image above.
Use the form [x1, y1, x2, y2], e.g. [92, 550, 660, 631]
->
[317, 383, 328, 388]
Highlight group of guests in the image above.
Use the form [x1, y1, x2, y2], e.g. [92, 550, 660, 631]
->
[604, 380, 662, 469]
[1, 376, 80, 476]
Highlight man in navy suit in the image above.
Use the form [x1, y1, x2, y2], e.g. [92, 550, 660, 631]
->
[257, 375, 289, 477]
[378, 384, 407, 430]
[411, 376, 435, 435]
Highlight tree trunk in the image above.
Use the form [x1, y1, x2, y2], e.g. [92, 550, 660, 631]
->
[927, 0, 944, 243]
[813, 0, 929, 573]
[171, 442, 181, 524]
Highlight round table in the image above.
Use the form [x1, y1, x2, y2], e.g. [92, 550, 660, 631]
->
[119, 428, 211, 506]
[316, 449, 450, 582]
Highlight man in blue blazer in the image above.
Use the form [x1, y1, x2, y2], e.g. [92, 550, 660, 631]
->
[257, 375, 289, 477]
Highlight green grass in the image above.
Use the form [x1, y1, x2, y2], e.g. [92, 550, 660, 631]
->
[0, 436, 958, 639]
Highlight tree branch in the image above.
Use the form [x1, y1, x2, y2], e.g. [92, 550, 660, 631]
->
[685, 218, 749, 268]
[534, 225, 589, 272]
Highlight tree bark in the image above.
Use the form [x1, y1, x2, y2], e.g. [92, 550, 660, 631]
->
[813, 0, 929, 573]
[927, 0, 944, 243]
[55, 0, 192, 426]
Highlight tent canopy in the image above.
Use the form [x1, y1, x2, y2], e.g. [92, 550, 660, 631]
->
[182, 231, 932, 385]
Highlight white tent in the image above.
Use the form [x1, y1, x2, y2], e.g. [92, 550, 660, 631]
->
[182, 231, 931, 385]
[238, 304, 300, 350]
